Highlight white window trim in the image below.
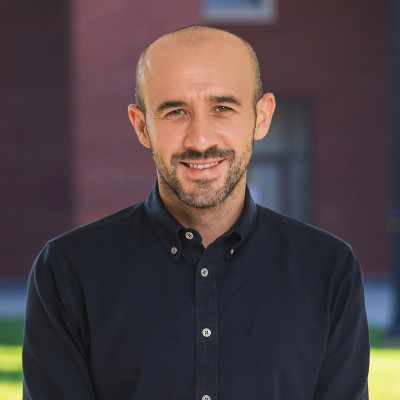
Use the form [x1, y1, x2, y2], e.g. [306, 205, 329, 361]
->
[203, 0, 277, 24]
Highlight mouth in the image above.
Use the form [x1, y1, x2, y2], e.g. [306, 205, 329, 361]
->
[185, 161, 221, 170]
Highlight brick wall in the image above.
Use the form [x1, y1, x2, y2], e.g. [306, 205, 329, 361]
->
[217, 0, 394, 274]
[0, 1, 72, 277]
[71, 0, 202, 225]
[0, 0, 394, 277]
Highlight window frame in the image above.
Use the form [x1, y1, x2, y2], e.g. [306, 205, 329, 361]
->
[203, 0, 278, 24]
[247, 97, 313, 222]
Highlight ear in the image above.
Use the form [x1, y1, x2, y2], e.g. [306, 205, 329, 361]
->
[254, 93, 276, 141]
[128, 104, 151, 148]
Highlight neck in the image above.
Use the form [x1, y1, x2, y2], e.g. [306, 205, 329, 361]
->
[159, 180, 246, 248]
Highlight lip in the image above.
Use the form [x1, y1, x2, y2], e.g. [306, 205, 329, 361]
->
[181, 159, 224, 171]
[179, 160, 226, 181]
[188, 161, 219, 170]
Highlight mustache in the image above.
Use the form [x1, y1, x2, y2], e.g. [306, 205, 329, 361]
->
[172, 146, 234, 162]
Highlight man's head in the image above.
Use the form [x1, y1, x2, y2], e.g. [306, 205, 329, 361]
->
[128, 25, 275, 209]
[135, 26, 264, 114]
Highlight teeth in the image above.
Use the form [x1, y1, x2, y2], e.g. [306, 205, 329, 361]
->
[188, 161, 219, 170]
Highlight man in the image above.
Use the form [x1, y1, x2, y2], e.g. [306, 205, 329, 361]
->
[23, 25, 369, 399]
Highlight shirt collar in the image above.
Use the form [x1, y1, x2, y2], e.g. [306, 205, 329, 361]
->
[144, 180, 257, 260]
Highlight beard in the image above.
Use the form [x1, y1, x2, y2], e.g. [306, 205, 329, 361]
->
[152, 140, 254, 209]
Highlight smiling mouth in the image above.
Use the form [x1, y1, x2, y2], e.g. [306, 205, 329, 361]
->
[189, 161, 220, 169]
[184, 161, 221, 170]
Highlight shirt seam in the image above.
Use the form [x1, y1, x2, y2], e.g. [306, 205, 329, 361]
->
[256, 205, 352, 250]
[47, 241, 80, 328]
[49, 202, 145, 245]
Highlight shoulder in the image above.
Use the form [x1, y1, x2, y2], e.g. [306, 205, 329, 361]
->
[48, 202, 146, 246]
[253, 205, 363, 288]
[31, 201, 149, 279]
[34, 202, 149, 267]
[255, 204, 353, 256]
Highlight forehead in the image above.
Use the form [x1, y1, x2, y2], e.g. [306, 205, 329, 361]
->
[141, 31, 255, 107]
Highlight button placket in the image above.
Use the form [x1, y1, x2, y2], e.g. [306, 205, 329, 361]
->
[195, 256, 218, 400]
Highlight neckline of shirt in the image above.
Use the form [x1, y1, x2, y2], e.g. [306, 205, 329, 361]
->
[143, 180, 258, 260]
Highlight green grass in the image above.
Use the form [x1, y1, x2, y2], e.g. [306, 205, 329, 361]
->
[0, 320, 399, 399]
[368, 326, 400, 399]
[0, 318, 23, 400]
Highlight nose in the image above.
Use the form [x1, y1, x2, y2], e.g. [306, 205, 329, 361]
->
[183, 110, 219, 152]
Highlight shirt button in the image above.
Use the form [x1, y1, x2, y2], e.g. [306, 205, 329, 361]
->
[202, 328, 212, 338]
[201, 268, 208, 277]
[171, 247, 178, 254]
[202, 396, 211, 400]
[230, 248, 234, 255]
[185, 232, 194, 240]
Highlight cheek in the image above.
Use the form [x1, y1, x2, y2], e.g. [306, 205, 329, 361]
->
[216, 120, 255, 146]
[149, 131, 182, 158]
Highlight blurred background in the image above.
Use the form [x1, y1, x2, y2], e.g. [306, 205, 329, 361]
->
[2, 0, 399, 331]
[1, 0, 400, 398]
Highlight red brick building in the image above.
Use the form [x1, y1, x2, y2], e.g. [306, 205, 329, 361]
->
[0, 0, 395, 278]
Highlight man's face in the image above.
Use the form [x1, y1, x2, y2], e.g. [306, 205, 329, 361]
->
[134, 33, 272, 209]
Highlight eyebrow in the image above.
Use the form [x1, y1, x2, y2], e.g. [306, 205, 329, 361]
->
[208, 95, 242, 107]
[155, 100, 188, 115]
[154, 95, 243, 115]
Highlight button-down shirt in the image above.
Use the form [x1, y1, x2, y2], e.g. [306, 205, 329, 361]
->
[23, 182, 369, 399]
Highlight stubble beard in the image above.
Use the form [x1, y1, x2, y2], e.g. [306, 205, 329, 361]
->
[152, 140, 255, 209]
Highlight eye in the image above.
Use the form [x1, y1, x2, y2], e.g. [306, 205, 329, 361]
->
[215, 105, 233, 113]
[166, 109, 187, 117]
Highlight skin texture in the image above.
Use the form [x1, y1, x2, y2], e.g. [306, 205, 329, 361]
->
[128, 26, 276, 247]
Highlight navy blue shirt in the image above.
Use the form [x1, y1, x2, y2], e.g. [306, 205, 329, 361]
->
[23, 182, 369, 399]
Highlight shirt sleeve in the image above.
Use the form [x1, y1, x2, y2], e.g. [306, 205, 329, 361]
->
[22, 243, 97, 400]
[313, 246, 370, 399]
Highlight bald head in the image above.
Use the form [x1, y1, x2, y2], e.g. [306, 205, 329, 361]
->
[135, 25, 263, 113]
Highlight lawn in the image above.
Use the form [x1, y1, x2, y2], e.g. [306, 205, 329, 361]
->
[368, 326, 400, 399]
[0, 320, 399, 399]
[0, 319, 23, 400]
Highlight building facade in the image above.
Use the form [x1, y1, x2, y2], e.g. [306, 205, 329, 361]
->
[1, 0, 394, 278]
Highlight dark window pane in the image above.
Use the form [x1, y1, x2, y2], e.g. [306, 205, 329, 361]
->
[248, 99, 312, 222]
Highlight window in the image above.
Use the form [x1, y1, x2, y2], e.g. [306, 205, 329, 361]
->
[247, 99, 312, 222]
[204, 0, 277, 24]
